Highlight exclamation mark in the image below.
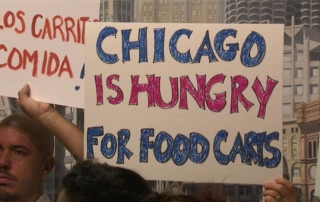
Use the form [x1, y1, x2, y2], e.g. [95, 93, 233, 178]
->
[75, 64, 85, 91]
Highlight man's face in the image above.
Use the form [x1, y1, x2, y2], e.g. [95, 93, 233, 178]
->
[0, 126, 46, 200]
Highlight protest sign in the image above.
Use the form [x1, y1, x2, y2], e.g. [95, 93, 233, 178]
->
[85, 23, 284, 183]
[0, 0, 99, 108]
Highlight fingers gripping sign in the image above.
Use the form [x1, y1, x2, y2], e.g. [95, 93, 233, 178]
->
[263, 178, 298, 202]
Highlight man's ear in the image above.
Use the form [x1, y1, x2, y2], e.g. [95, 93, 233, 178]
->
[42, 155, 55, 178]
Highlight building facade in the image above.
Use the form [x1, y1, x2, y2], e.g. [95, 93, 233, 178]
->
[225, 0, 320, 31]
[297, 100, 320, 202]
[99, 0, 135, 22]
[301, 0, 320, 30]
[225, 0, 301, 25]
[136, 0, 223, 23]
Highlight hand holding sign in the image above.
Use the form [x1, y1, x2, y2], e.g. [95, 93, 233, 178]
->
[263, 178, 299, 202]
[17, 84, 84, 161]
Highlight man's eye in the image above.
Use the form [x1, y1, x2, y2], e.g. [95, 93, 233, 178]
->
[14, 150, 27, 156]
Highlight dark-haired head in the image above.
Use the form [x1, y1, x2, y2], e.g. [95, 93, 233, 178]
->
[62, 160, 152, 202]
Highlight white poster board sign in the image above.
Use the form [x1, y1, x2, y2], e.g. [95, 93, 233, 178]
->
[85, 23, 284, 184]
[0, 0, 99, 108]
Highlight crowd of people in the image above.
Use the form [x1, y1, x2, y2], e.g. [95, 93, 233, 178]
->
[0, 84, 299, 202]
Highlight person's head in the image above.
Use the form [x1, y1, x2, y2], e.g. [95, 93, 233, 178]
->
[0, 112, 55, 201]
[60, 160, 152, 202]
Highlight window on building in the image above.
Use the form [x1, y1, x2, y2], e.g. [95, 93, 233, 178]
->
[160, 0, 163, 3]
[291, 127, 294, 133]
[181, 5, 184, 11]
[292, 136, 297, 147]
[149, 16, 152, 22]
[209, 4, 212, 9]
[192, 10, 195, 16]
[143, 16, 147, 22]
[292, 149, 297, 159]
[313, 141, 317, 157]
[174, 16, 178, 22]
[295, 68, 303, 78]
[283, 69, 291, 79]
[284, 53, 291, 62]
[283, 137, 287, 147]
[295, 127, 299, 133]
[149, 6, 152, 11]
[256, 186, 263, 196]
[214, 4, 218, 9]
[100, 3, 102, 10]
[293, 165, 300, 177]
[283, 129, 286, 134]
[174, 6, 177, 11]
[105, 2, 108, 9]
[283, 103, 291, 115]
[296, 52, 303, 61]
[197, 9, 202, 16]
[310, 84, 318, 95]
[223, 186, 234, 196]
[309, 141, 312, 158]
[158, 11, 162, 17]
[283, 86, 291, 96]
[295, 85, 303, 95]
[310, 66, 319, 77]
[143, 6, 146, 11]
[240, 186, 252, 195]
[117, 2, 121, 10]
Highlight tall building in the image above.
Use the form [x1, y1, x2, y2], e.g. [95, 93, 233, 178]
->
[99, 0, 114, 22]
[297, 100, 320, 202]
[225, 0, 303, 25]
[225, 0, 320, 31]
[99, 0, 135, 22]
[301, 0, 320, 30]
[137, 0, 223, 23]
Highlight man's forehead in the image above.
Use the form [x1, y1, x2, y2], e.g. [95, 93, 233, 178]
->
[0, 126, 32, 136]
[0, 126, 36, 147]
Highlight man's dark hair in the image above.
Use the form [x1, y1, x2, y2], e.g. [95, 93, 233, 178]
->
[63, 160, 152, 202]
[0, 112, 54, 157]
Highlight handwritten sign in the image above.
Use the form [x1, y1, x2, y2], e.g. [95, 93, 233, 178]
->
[0, 0, 99, 108]
[84, 23, 284, 183]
